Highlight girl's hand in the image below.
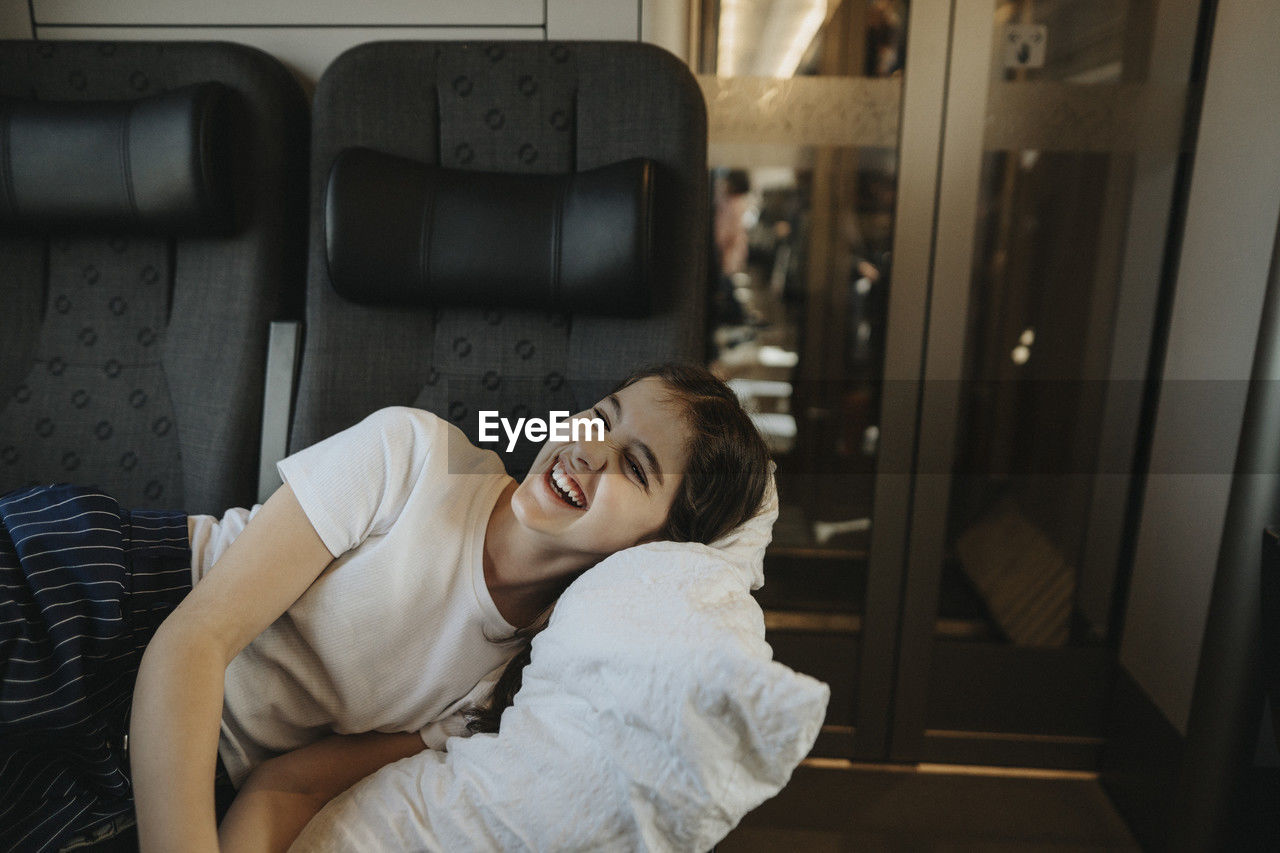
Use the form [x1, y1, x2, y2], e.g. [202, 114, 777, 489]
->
[218, 731, 426, 852]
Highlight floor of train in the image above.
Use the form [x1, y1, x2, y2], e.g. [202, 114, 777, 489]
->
[720, 761, 1140, 852]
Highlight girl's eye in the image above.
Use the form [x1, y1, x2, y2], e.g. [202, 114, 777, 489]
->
[593, 407, 611, 431]
[628, 457, 647, 486]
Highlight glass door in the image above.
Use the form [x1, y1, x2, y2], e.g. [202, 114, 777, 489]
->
[695, 0, 951, 759]
[890, 0, 1209, 766]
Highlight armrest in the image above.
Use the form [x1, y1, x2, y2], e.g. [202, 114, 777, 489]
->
[258, 321, 301, 504]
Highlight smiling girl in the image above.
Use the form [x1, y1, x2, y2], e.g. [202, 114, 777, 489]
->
[0, 363, 770, 852]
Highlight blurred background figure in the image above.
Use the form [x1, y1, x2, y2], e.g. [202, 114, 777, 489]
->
[713, 168, 755, 327]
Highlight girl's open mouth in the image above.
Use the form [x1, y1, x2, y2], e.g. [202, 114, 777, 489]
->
[547, 459, 586, 509]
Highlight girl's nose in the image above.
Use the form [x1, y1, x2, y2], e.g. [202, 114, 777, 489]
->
[571, 441, 606, 472]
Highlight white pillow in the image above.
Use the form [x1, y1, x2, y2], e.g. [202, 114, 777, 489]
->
[291, 472, 828, 852]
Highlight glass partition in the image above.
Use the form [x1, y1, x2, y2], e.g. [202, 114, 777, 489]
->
[697, 0, 910, 755]
[896, 0, 1208, 765]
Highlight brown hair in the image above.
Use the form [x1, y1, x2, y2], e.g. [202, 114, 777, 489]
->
[465, 362, 770, 734]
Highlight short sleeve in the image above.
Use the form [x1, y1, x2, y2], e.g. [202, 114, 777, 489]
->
[277, 407, 441, 558]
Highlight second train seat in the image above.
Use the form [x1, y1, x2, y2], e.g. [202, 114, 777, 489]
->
[280, 41, 709, 471]
[0, 40, 308, 514]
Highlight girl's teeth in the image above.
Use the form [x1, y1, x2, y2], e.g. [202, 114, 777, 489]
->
[552, 461, 583, 507]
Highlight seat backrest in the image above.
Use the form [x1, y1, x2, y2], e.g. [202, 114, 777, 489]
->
[0, 40, 308, 514]
[291, 41, 708, 474]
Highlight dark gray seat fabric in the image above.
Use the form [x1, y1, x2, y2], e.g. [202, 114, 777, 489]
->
[291, 41, 708, 474]
[0, 41, 308, 515]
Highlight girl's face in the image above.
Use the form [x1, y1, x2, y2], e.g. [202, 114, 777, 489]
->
[511, 377, 690, 559]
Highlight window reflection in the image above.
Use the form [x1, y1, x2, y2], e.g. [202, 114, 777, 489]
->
[939, 0, 1196, 651]
[703, 0, 907, 579]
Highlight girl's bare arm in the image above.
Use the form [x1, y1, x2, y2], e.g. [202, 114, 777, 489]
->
[218, 731, 427, 852]
[130, 484, 336, 852]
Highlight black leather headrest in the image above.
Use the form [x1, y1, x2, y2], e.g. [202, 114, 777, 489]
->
[324, 147, 657, 316]
[0, 83, 236, 235]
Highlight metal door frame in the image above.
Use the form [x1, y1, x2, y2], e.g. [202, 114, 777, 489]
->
[852, 0, 954, 760]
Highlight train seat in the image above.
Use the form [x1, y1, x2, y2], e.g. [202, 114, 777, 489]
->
[279, 41, 708, 474]
[0, 40, 308, 514]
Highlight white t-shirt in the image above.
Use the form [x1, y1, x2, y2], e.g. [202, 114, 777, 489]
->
[187, 407, 520, 787]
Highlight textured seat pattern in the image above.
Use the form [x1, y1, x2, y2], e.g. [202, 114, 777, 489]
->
[291, 42, 708, 475]
[1, 238, 183, 505]
[0, 41, 308, 514]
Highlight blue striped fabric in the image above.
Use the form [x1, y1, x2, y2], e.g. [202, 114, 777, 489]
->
[0, 484, 190, 853]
